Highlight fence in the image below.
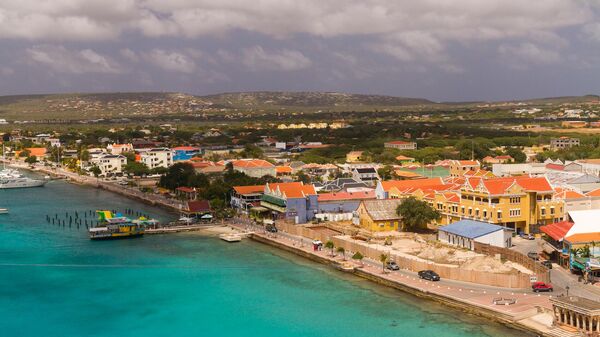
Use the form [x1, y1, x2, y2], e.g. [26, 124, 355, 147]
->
[473, 242, 550, 283]
[276, 222, 536, 288]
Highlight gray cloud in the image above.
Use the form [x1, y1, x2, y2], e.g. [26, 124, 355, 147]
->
[26, 45, 122, 74]
[242, 46, 312, 71]
[142, 49, 197, 73]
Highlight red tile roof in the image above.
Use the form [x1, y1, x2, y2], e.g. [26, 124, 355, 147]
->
[275, 166, 293, 174]
[546, 163, 565, 171]
[318, 191, 375, 202]
[176, 187, 195, 193]
[565, 233, 600, 244]
[187, 200, 211, 213]
[540, 221, 574, 241]
[233, 185, 265, 195]
[172, 146, 200, 151]
[233, 159, 275, 168]
[466, 176, 553, 195]
[380, 177, 444, 192]
[586, 188, 600, 197]
[266, 182, 317, 198]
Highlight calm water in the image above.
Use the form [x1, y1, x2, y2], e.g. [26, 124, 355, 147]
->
[0, 177, 527, 337]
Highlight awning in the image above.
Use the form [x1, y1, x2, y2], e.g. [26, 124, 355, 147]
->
[260, 200, 286, 213]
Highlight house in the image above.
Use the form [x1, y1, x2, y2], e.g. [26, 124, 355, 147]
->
[259, 182, 318, 224]
[275, 166, 293, 177]
[172, 146, 201, 161]
[551, 137, 580, 150]
[107, 143, 133, 155]
[395, 155, 415, 163]
[438, 220, 512, 250]
[232, 159, 276, 178]
[561, 121, 588, 128]
[448, 160, 481, 177]
[346, 151, 364, 163]
[352, 199, 404, 232]
[482, 155, 513, 164]
[231, 185, 265, 212]
[175, 187, 197, 200]
[181, 200, 213, 222]
[314, 178, 370, 192]
[301, 163, 339, 179]
[317, 190, 376, 215]
[47, 138, 61, 148]
[375, 178, 444, 199]
[139, 148, 173, 169]
[352, 167, 380, 186]
[384, 140, 417, 150]
[90, 154, 127, 177]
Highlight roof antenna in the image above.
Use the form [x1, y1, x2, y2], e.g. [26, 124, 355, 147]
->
[471, 140, 474, 161]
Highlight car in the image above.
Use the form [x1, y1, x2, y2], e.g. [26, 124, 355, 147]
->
[541, 260, 553, 269]
[527, 252, 539, 260]
[386, 261, 400, 271]
[519, 233, 535, 240]
[532, 281, 553, 292]
[418, 270, 440, 281]
[266, 224, 278, 233]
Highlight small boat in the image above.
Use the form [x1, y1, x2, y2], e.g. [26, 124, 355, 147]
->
[219, 233, 242, 242]
[0, 208, 8, 214]
[89, 210, 145, 240]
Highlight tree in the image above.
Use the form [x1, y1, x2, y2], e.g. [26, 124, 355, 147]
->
[336, 247, 346, 260]
[158, 162, 198, 190]
[19, 149, 30, 158]
[505, 147, 527, 163]
[377, 165, 394, 180]
[295, 170, 311, 184]
[124, 161, 150, 177]
[352, 252, 364, 266]
[325, 240, 335, 256]
[379, 253, 389, 273]
[24, 156, 37, 165]
[90, 165, 101, 177]
[396, 197, 441, 232]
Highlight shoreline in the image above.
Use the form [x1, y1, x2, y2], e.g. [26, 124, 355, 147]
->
[4, 160, 560, 337]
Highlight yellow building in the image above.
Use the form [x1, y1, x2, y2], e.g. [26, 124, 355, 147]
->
[346, 151, 364, 163]
[448, 160, 481, 177]
[353, 199, 403, 232]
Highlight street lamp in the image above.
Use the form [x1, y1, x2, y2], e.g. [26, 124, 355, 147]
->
[565, 285, 570, 297]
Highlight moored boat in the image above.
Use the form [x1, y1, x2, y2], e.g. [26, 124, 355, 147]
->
[219, 233, 242, 242]
[0, 208, 8, 214]
[88, 210, 146, 240]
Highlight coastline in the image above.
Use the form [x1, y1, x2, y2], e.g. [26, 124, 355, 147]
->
[3, 160, 561, 337]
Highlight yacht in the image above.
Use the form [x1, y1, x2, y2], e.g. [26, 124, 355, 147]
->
[0, 169, 46, 189]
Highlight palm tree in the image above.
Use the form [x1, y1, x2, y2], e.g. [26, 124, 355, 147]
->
[352, 252, 364, 267]
[325, 240, 335, 256]
[336, 247, 346, 260]
[379, 253, 389, 273]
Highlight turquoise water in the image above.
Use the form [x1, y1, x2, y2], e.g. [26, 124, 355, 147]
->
[0, 178, 527, 337]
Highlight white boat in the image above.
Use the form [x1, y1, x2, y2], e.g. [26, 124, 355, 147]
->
[0, 174, 46, 189]
[0, 208, 8, 214]
[219, 233, 242, 242]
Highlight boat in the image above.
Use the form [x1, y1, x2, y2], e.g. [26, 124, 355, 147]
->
[219, 233, 242, 242]
[0, 147, 46, 189]
[88, 210, 145, 240]
[0, 208, 8, 214]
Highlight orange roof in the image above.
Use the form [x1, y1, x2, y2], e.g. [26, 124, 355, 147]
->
[380, 177, 444, 192]
[442, 192, 460, 203]
[233, 185, 265, 195]
[565, 233, 600, 243]
[276, 166, 292, 174]
[586, 188, 600, 197]
[318, 190, 375, 202]
[172, 146, 200, 151]
[26, 148, 47, 157]
[393, 170, 423, 178]
[395, 155, 415, 161]
[266, 182, 316, 198]
[555, 190, 585, 200]
[452, 160, 479, 166]
[233, 159, 274, 169]
[466, 176, 552, 195]
[386, 140, 412, 145]
[540, 221, 574, 241]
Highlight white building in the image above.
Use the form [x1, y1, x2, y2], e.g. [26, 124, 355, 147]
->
[107, 143, 133, 155]
[140, 148, 173, 170]
[90, 154, 127, 177]
[438, 219, 512, 250]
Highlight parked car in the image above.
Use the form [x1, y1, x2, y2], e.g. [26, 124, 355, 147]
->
[519, 233, 535, 240]
[532, 282, 553, 292]
[418, 270, 440, 281]
[541, 260, 553, 269]
[266, 224, 278, 233]
[527, 252, 539, 260]
[386, 261, 400, 271]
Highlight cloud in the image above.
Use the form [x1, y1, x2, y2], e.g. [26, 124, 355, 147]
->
[143, 49, 196, 73]
[120, 48, 139, 62]
[242, 46, 312, 71]
[498, 42, 562, 66]
[26, 45, 122, 73]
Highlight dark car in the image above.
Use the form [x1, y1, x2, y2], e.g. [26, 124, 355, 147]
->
[532, 282, 553, 292]
[541, 260, 553, 269]
[386, 261, 400, 271]
[527, 252, 539, 260]
[418, 270, 440, 281]
[266, 224, 278, 233]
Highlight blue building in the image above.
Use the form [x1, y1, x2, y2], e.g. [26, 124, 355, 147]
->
[173, 146, 201, 161]
[260, 182, 318, 224]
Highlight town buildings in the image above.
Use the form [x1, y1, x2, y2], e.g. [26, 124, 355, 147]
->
[259, 182, 318, 224]
[384, 140, 417, 150]
[551, 137, 580, 150]
[353, 199, 403, 231]
[438, 220, 512, 249]
[448, 160, 481, 177]
[107, 143, 133, 155]
[172, 146, 201, 161]
[90, 154, 127, 176]
[139, 148, 173, 169]
[232, 159, 276, 178]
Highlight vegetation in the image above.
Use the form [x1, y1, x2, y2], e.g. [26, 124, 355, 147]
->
[379, 253, 389, 273]
[325, 240, 335, 256]
[396, 197, 441, 232]
[352, 252, 364, 266]
[336, 246, 346, 260]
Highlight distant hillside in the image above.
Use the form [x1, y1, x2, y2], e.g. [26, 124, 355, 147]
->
[198, 91, 434, 108]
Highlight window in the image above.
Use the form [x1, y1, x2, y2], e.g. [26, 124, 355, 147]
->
[497, 211, 502, 219]
[461, 206, 465, 214]
[510, 197, 521, 204]
[468, 208, 472, 215]
[550, 207, 555, 215]
[483, 210, 487, 218]
[541, 207, 546, 216]
[509, 209, 521, 217]
[475, 209, 480, 217]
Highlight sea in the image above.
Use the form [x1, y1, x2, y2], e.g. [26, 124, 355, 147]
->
[0, 176, 528, 337]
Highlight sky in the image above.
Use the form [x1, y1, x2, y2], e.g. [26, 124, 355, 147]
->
[1, 1, 600, 102]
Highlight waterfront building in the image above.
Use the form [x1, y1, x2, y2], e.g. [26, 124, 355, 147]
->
[317, 190, 376, 217]
[139, 148, 173, 170]
[353, 199, 403, 231]
[384, 140, 417, 150]
[90, 154, 127, 177]
[232, 159, 276, 178]
[551, 296, 600, 333]
[259, 182, 318, 224]
[181, 200, 213, 222]
[438, 219, 512, 249]
[175, 187, 197, 200]
[172, 146, 201, 161]
[231, 185, 265, 212]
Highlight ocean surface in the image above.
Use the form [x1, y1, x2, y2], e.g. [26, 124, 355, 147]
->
[0, 176, 528, 337]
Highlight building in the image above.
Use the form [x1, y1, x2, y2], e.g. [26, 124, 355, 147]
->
[353, 199, 404, 232]
[90, 154, 127, 177]
[384, 140, 417, 150]
[232, 159, 276, 178]
[438, 220, 512, 249]
[107, 143, 133, 155]
[139, 148, 173, 169]
[448, 160, 481, 177]
[352, 167, 380, 186]
[482, 155, 512, 164]
[172, 146, 201, 161]
[550, 296, 600, 333]
[395, 155, 415, 163]
[491, 163, 547, 177]
[561, 120, 588, 128]
[317, 190, 375, 214]
[346, 151, 364, 163]
[375, 178, 444, 199]
[230, 185, 265, 212]
[314, 178, 370, 192]
[551, 137, 580, 150]
[181, 200, 213, 222]
[259, 182, 318, 224]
